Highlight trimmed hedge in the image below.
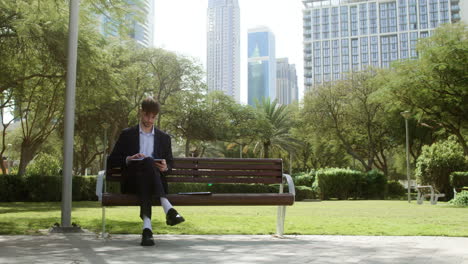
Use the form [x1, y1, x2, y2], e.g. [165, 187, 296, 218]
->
[450, 172, 468, 188]
[315, 168, 387, 200]
[0, 174, 98, 202]
[0, 174, 314, 202]
[292, 171, 315, 187]
[386, 181, 407, 199]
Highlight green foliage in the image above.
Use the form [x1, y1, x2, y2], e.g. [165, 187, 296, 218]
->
[25, 153, 61, 177]
[294, 186, 316, 201]
[316, 168, 364, 200]
[380, 23, 468, 155]
[252, 98, 300, 158]
[0, 174, 99, 202]
[386, 181, 407, 199]
[415, 138, 467, 198]
[0, 175, 27, 202]
[450, 172, 468, 188]
[362, 170, 387, 199]
[292, 171, 315, 187]
[316, 168, 388, 200]
[449, 191, 468, 207]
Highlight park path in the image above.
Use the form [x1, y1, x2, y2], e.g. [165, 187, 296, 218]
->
[1, 233, 467, 263]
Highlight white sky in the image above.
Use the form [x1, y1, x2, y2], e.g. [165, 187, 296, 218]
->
[154, 0, 305, 104]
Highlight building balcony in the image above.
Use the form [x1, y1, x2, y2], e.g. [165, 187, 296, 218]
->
[451, 5, 460, 12]
[452, 13, 461, 21]
[303, 22, 312, 28]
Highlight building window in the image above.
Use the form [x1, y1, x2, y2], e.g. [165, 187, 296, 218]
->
[369, 3, 378, 34]
[322, 8, 330, 39]
[359, 4, 367, 35]
[360, 37, 369, 66]
[429, 0, 438, 28]
[439, 0, 449, 24]
[340, 6, 349, 37]
[410, 32, 418, 58]
[400, 33, 409, 59]
[331, 7, 339, 38]
[419, 0, 428, 29]
[409, 0, 418, 29]
[399, 0, 408, 31]
[351, 6, 358, 36]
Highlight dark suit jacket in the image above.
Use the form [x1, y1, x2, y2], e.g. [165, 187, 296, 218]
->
[107, 125, 173, 193]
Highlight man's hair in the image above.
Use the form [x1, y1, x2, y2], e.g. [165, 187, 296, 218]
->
[141, 97, 160, 115]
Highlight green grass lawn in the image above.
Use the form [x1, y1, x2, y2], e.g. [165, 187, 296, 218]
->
[0, 201, 467, 236]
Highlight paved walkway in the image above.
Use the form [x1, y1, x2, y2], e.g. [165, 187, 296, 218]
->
[1, 233, 467, 264]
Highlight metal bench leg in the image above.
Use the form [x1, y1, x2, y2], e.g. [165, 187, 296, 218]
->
[102, 205, 107, 238]
[417, 191, 423, 204]
[276, 205, 286, 236]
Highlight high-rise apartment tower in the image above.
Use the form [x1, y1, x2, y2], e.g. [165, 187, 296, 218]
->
[207, 0, 241, 102]
[302, 0, 467, 90]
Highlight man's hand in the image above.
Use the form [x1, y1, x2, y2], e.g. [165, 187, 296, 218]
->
[127, 153, 146, 162]
[154, 159, 168, 172]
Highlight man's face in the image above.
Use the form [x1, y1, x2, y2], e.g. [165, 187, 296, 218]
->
[140, 110, 157, 129]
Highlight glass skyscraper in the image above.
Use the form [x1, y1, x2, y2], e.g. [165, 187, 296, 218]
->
[248, 27, 276, 106]
[276, 58, 299, 105]
[207, 0, 241, 103]
[100, 0, 154, 47]
[302, 0, 466, 90]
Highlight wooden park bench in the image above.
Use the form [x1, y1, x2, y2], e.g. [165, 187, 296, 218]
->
[416, 185, 445, 205]
[96, 157, 295, 236]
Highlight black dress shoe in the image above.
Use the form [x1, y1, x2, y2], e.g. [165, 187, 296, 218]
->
[141, 228, 154, 246]
[166, 208, 185, 226]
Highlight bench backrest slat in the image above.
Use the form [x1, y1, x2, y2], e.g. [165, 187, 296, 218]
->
[165, 176, 281, 184]
[107, 158, 283, 184]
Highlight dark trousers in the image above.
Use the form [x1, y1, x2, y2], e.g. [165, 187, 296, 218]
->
[124, 157, 168, 220]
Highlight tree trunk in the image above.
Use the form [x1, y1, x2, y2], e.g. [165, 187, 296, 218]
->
[18, 141, 38, 176]
[185, 138, 191, 157]
[263, 142, 270, 158]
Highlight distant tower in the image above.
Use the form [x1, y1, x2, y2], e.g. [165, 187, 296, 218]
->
[248, 27, 276, 106]
[100, 0, 155, 47]
[207, 0, 241, 102]
[276, 58, 298, 105]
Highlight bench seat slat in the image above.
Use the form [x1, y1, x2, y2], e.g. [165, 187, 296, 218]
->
[102, 193, 294, 206]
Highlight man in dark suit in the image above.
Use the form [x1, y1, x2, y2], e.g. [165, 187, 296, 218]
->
[108, 97, 184, 246]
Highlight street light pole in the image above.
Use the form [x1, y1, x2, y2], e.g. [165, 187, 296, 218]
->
[61, 0, 80, 229]
[401, 111, 412, 203]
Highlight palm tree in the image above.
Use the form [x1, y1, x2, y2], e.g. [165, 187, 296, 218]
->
[252, 98, 300, 158]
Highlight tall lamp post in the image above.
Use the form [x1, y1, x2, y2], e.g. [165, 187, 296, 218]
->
[400, 111, 412, 203]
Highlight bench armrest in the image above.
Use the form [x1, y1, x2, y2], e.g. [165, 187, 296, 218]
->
[282, 173, 295, 196]
[96, 170, 105, 201]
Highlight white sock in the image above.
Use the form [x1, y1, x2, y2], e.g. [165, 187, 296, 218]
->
[143, 215, 152, 231]
[160, 197, 173, 214]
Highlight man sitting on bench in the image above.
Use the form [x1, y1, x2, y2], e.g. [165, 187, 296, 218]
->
[108, 97, 185, 246]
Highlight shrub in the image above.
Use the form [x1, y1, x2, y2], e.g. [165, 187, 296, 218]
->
[450, 172, 468, 188]
[449, 191, 468, 207]
[0, 174, 27, 202]
[362, 170, 387, 199]
[316, 168, 365, 200]
[415, 138, 467, 199]
[294, 186, 316, 201]
[24, 174, 62, 201]
[387, 181, 407, 199]
[292, 170, 315, 187]
[25, 153, 61, 177]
